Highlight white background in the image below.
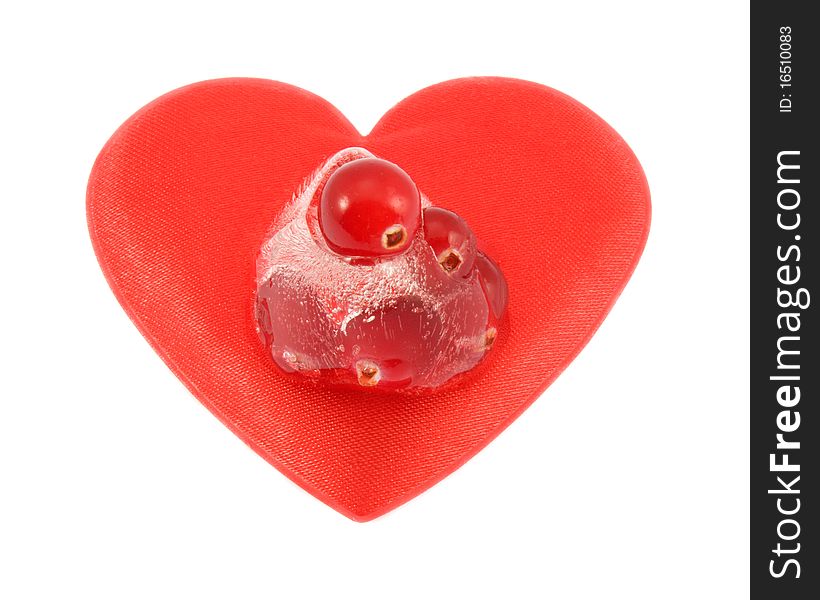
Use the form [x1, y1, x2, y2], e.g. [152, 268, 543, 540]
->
[0, 1, 749, 598]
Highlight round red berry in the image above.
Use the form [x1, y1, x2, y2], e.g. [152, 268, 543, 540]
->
[475, 252, 509, 319]
[341, 297, 432, 390]
[318, 158, 421, 257]
[421, 206, 477, 278]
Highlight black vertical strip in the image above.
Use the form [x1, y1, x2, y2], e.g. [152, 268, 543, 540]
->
[751, 2, 817, 598]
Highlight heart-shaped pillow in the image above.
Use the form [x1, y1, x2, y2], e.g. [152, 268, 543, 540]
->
[87, 77, 650, 520]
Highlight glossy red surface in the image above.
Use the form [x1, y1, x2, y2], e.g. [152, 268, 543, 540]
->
[475, 252, 509, 319]
[318, 158, 420, 257]
[422, 206, 477, 278]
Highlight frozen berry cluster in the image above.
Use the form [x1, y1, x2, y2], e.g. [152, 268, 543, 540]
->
[255, 147, 507, 391]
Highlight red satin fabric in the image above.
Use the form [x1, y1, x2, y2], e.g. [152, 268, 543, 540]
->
[87, 77, 650, 520]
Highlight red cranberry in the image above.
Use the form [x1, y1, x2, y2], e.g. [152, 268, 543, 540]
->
[318, 158, 421, 257]
[422, 206, 477, 278]
[341, 297, 435, 390]
[475, 252, 509, 319]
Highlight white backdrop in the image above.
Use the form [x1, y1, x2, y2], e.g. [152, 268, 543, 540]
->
[0, 1, 749, 598]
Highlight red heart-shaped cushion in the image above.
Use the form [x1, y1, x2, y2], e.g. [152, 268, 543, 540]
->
[87, 77, 650, 521]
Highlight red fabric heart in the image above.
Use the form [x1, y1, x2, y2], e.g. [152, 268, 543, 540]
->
[87, 77, 650, 521]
